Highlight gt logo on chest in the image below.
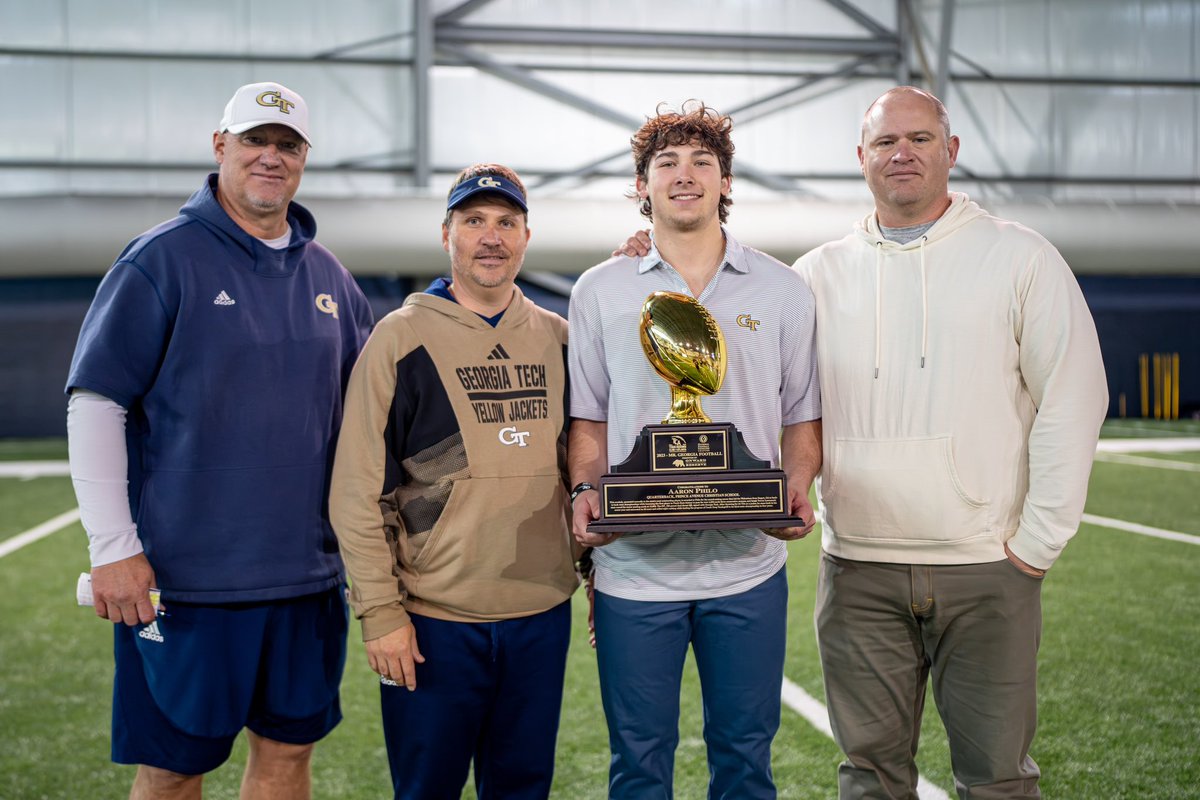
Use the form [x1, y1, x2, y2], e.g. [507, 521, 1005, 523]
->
[498, 426, 531, 447]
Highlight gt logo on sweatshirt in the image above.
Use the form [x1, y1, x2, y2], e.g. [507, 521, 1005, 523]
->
[315, 293, 339, 319]
[498, 426, 531, 447]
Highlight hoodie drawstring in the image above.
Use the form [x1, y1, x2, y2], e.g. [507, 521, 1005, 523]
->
[919, 235, 928, 369]
[874, 236, 929, 378]
[874, 242, 883, 379]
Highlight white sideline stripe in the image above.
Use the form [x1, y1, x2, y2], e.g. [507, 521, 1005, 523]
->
[0, 460, 71, 478]
[1093, 452, 1200, 471]
[781, 677, 833, 737]
[1081, 513, 1200, 545]
[1096, 437, 1200, 453]
[781, 678, 951, 800]
[0, 507, 81, 559]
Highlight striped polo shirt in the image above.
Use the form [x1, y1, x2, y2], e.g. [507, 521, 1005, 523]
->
[568, 230, 820, 601]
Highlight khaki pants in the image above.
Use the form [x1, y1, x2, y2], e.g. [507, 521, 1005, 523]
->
[815, 552, 1043, 799]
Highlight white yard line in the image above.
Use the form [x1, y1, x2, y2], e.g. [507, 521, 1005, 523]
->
[0, 507, 81, 559]
[0, 461, 71, 479]
[781, 678, 951, 800]
[1096, 437, 1200, 453]
[1093, 452, 1200, 471]
[1081, 513, 1200, 545]
[781, 677, 833, 738]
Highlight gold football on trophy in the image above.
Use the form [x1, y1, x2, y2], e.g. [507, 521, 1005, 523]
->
[639, 291, 727, 424]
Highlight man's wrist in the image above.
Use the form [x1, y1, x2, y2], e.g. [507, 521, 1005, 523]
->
[570, 482, 597, 503]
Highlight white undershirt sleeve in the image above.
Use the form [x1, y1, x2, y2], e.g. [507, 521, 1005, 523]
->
[67, 389, 143, 567]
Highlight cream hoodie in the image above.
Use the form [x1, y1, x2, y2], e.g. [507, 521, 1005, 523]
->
[795, 193, 1107, 570]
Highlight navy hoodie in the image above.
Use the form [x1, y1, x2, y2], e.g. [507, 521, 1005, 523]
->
[67, 174, 374, 602]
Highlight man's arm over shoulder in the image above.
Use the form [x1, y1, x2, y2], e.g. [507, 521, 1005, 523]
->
[1009, 243, 1107, 571]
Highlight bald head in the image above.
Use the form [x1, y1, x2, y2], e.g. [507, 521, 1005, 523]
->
[861, 86, 951, 146]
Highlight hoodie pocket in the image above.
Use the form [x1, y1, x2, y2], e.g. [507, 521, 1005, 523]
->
[824, 436, 990, 545]
[407, 475, 576, 615]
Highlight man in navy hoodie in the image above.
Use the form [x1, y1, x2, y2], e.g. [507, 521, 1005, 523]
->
[66, 82, 373, 799]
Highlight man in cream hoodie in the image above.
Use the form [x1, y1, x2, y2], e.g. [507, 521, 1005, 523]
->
[794, 87, 1107, 799]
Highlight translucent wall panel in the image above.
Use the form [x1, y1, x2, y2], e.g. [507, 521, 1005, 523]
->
[1, 0, 412, 58]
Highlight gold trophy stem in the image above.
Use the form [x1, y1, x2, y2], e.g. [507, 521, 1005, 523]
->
[665, 386, 712, 424]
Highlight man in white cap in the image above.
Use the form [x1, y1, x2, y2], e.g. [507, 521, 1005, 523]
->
[66, 81, 373, 798]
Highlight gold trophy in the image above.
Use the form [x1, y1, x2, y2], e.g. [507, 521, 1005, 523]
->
[639, 292, 726, 424]
[587, 291, 804, 533]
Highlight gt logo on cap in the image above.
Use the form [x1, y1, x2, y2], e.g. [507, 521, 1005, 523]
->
[478, 176, 502, 189]
[257, 90, 296, 115]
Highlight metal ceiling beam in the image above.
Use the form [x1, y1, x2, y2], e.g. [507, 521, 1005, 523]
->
[726, 56, 882, 125]
[312, 32, 409, 60]
[435, 0, 498, 24]
[440, 61, 897, 79]
[0, 45, 414, 66]
[935, 0, 955, 101]
[413, 0, 433, 189]
[950, 73, 1200, 89]
[436, 42, 642, 129]
[435, 26, 898, 56]
[823, 0, 894, 38]
[895, 0, 912, 84]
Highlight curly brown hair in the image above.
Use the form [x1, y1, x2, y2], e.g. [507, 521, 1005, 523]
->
[629, 101, 734, 224]
[444, 163, 528, 225]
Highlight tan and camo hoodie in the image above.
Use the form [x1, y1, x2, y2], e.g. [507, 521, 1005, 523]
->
[330, 287, 580, 640]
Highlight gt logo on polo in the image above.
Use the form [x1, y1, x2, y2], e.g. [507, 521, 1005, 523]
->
[478, 176, 502, 188]
[315, 293, 339, 319]
[498, 426, 531, 447]
[736, 313, 761, 331]
[256, 90, 295, 115]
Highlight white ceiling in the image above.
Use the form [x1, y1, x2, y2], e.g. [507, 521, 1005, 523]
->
[1, 0, 1196, 275]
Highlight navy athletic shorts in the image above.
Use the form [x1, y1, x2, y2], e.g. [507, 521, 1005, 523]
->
[111, 584, 347, 775]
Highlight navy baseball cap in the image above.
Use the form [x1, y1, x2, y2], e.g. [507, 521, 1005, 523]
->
[446, 173, 528, 213]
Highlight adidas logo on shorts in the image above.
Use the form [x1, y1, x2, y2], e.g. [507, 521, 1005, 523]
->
[138, 620, 164, 643]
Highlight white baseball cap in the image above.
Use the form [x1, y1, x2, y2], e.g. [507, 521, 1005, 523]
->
[218, 82, 312, 146]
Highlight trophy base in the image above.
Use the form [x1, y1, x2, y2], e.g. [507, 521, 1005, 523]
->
[586, 468, 802, 534]
[587, 515, 805, 534]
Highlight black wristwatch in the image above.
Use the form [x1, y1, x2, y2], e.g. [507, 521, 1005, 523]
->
[570, 482, 597, 503]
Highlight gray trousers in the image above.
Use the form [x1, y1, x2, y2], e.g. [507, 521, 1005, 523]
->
[815, 552, 1043, 800]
